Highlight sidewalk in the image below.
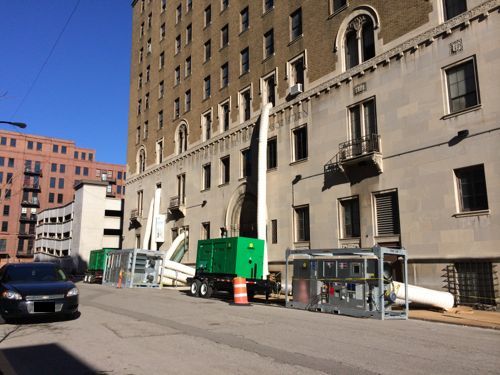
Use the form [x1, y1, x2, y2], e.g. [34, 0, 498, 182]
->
[409, 306, 500, 330]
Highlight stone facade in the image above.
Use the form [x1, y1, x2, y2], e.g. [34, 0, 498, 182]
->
[126, 0, 500, 305]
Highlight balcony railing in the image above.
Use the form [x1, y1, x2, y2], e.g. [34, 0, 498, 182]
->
[339, 133, 381, 161]
[24, 167, 42, 176]
[168, 195, 186, 215]
[19, 214, 37, 223]
[23, 182, 41, 191]
[21, 197, 40, 207]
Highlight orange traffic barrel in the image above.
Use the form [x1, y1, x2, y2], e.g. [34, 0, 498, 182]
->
[232, 277, 250, 306]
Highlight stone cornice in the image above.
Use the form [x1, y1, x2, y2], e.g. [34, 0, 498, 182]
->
[126, 0, 499, 186]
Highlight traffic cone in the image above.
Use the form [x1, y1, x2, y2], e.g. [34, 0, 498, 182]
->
[232, 277, 250, 306]
[117, 270, 123, 288]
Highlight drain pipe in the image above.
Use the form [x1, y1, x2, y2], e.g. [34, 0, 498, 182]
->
[258, 103, 273, 278]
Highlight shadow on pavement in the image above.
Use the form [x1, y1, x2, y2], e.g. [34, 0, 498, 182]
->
[4, 312, 81, 326]
[0, 343, 97, 375]
[178, 289, 286, 307]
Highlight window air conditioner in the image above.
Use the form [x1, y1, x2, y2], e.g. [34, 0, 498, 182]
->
[289, 83, 303, 96]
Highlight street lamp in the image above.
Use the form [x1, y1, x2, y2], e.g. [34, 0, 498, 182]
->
[0, 121, 27, 129]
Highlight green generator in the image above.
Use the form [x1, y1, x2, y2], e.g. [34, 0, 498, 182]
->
[189, 237, 276, 299]
[84, 248, 114, 283]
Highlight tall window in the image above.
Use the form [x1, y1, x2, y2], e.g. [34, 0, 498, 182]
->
[264, 29, 274, 58]
[221, 25, 229, 48]
[267, 137, 277, 170]
[445, 58, 479, 114]
[221, 63, 229, 88]
[203, 111, 212, 141]
[240, 89, 251, 122]
[221, 0, 229, 11]
[240, 7, 249, 32]
[444, 0, 467, 20]
[186, 23, 192, 44]
[185, 56, 192, 77]
[159, 52, 165, 69]
[292, 126, 308, 161]
[160, 23, 166, 40]
[186, 0, 192, 12]
[146, 65, 150, 81]
[264, 0, 274, 12]
[145, 93, 150, 109]
[174, 98, 180, 119]
[347, 98, 378, 157]
[176, 4, 182, 23]
[241, 149, 251, 178]
[221, 156, 230, 184]
[294, 205, 310, 242]
[204, 5, 212, 27]
[159, 80, 164, 98]
[202, 163, 211, 190]
[158, 111, 163, 129]
[156, 139, 164, 164]
[175, 35, 181, 54]
[204, 40, 211, 61]
[178, 124, 188, 154]
[263, 73, 276, 106]
[339, 196, 360, 238]
[220, 101, 230, 131]
[290, 8, 302, 40]
[374, 191, 400, 236]
[271, 219, 278, 244]
[144, 121, 149, 139]
[138, 149, 146, 173]
[332, 0, 347, 13]
[147, 38, 152, 54]
[177, 174, 186, 204]
[345, 16, 375, 69]
[175, 66, 181, 85]
[454, 165, 488, 212]
[290, 56, 305, 87]
[201, 222, 211, 240]
[241, 48, 249, 74]
[204, 76, 211, 99]
[185, 90, 191, 112]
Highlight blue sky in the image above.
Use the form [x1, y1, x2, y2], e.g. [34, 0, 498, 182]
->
[0, 0, 131, 165]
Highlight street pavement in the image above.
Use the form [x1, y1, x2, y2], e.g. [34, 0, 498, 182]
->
[0, 283, 498, 375]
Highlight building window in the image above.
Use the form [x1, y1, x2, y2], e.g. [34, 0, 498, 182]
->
[267, 137, 277, 170]
[289, 55, 305, 88]
[292, 126, 308, 161]
[175, 66, 181, 85]
[75, 166, 81, 175]
[204, 5, 212, 27]
[7, 158, 14, 168]
[137, 99, 142, 115]
[138, 73, 143, 89]
[294, 205, 310, 242]
[0, 221, 8, 232]
[339, 196, 360, 238]
[145, 93, 150, 109]
[220, 156, 230, 185]
[290, 8, 302, 40]
[176, 4, 182, 23]
[159, 80, 164, 98]
[175, 35, 181, 54]
[117, 171, 122, 180]
[240, 47, 249, 74]
[264, 0, 274, 13]
[204, 76, 211, 99]
[48, 193, 54, 203]
[147, 12, 152, 29]
[346, 98, 378, 157]
[185, 56, 192, 77]
[57, 194, 63, 204]
[156, 139, 164, 164]
[240, 88, 251, 122]
[137, 190, 144, 216]
[27, 140, 33, 149]
[202, 111, 212, 141]
[4, 189, 11, 200]
[178, 124, 188, 154]
[61, 145, 67, 154]
[221, 24, 229, 48]
[444, 0, 467, 20]
[221, 62, 229, 88]
[10, 138, 16, 147]
[161, 0, 166, 11]
[263, 73, 276, 106]
[158, 110, 163, 129]
[53, 144, 59, 153]
[186, 0, 192, 12]
[374, 190, 400, 236]
[146, 65, 150, 82]
[332, 0, 348, 13]
[3, 205, 9, 216]
[58, 178, 64, 189]
[240, 7, 249, 32]
[143, 121, 148, 139]
[174, 98, 180, 119]
[186, 23, 192, 44]
[159, 52, 165, 69]
[117, 186, 122, 195]
[83, 167, 89, 176]
[264, 29, 274, 58]
[160, 23, 166, 40]
[202, 163, 211, 190]
[177, 174, 186, 204]
[0, 239, 6, 252]
[50, 177, 56, 188]
[59, 164, 65, 173]
[147, 38, 152, 54]
[241, 149, 251, 178]
[136, 125, 141, 144]
[271, 219, 278, 244]
[185, 90, 191, 112]
[220, 101, 230, 132]
[51, 163, 57, 172]
[201, 222, 210, 240]
[445, 58, 479, 114]
[37, 142, 42, 151]
[139, 48, 143, 63]
[204, 40, 212, 61]
[345, 16, 375, 69]
[454, 165, 488, 212]
[138, 149, 146, 173]
[0, 137, 5, 145]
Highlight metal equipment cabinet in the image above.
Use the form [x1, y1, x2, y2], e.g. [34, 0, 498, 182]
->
[84, 248, 114, 284]
[285, 246, 408, 320]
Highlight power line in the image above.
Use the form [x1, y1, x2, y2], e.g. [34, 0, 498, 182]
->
[10, 0, 81, 119]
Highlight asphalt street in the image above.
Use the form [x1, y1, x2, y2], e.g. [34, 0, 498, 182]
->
[0, 283, 498, 375]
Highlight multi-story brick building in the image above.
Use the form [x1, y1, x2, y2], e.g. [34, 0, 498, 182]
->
[0, 130, 126, 262]
[124, 0, 500, 306]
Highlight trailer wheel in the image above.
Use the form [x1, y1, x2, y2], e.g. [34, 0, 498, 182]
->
[199, 281, 213, 298]
[190, 279, 201, 297]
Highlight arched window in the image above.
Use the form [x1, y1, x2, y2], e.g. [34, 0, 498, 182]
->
[344, 16, 375, 69]
[137, 148, 146, 173]
[177, 124, 188, 154]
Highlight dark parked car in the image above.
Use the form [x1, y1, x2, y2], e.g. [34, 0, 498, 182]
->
[0, 262, 79, 321]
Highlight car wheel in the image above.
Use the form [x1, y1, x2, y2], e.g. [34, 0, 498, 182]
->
[199, 281, 213, 298]
[190, 280, 201, 297]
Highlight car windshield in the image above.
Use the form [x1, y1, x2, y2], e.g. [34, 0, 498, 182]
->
[3, 265, 67, 283]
